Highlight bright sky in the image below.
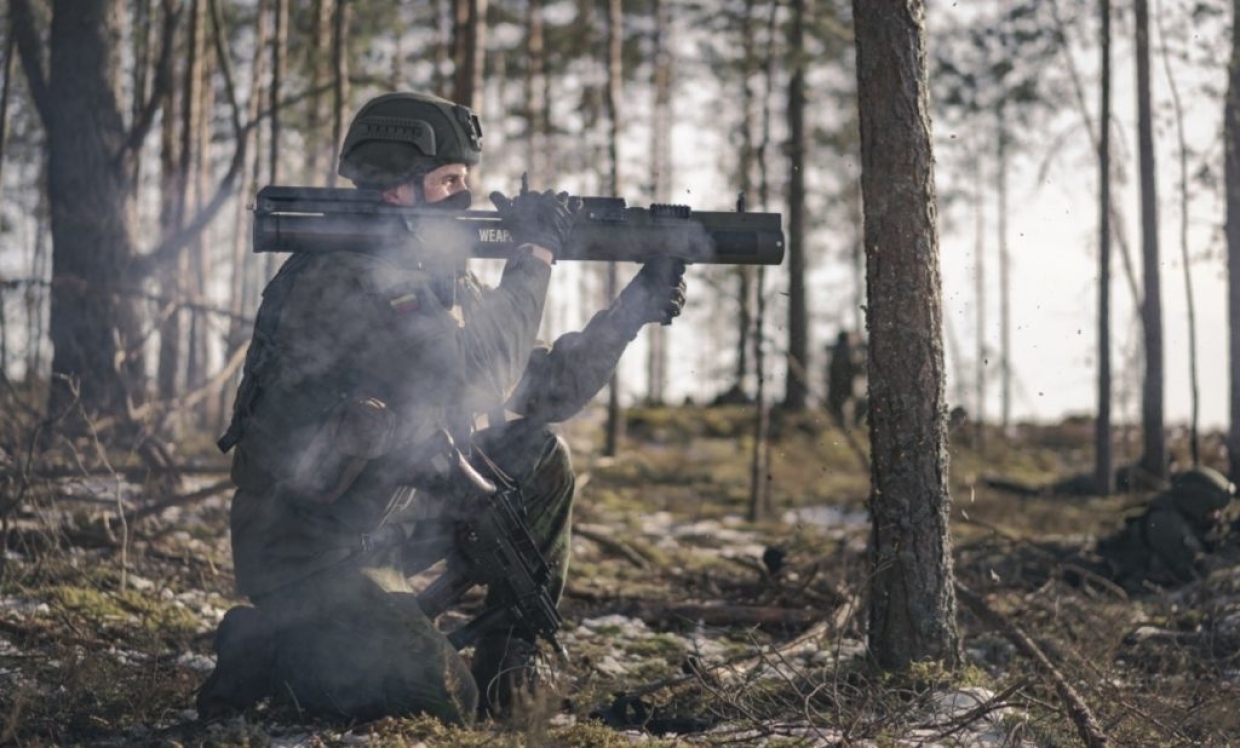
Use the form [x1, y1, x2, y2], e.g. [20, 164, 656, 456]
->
[602, 1, 1235, 434]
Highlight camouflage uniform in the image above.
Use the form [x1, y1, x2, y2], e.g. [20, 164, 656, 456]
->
[202, 240, 645, 723]
[199, 90, 685, 725]
[1097, 466, 1235, 592]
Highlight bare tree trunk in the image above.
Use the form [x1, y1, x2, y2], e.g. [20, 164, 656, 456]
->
[156, 0, 182, 403]
[1155, 1, 1199, 466]
[306, 0, 334, 185]
[734, 0, 758, 399]
[327, 0, 349, 188]
[1135, 0, 1166, 480]
[1096, 0, 1114, 494]
[1227, 0, 1240, 485]
[647, 0, 671, 405]
[269, 0, 286, 187]
[749, 0, 779, 520]
[0, 25, 11, 374]
[159, 0, 205, 416]
[131, 0, 154, 187]
[0, 22, 13, 226]
[433, 0, 450, 99]
[783, 0, 809, 411]
[997, 102, 1011, 431]
[853, 0, 959, 670]
[1049, 0, 1143, 315]
[603, 0, 623, 456]
[221, 0, 270, 433]
[524, 0, 546, 185]
[186, 0, 213, 425]
[973, 155, 986, 452]
[266, 0, 287, 281]
[12, 0, 147, 420]
[451, 0, 486, 110]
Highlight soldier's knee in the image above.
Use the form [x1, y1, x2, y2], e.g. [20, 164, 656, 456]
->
[478, 420, 574, 486]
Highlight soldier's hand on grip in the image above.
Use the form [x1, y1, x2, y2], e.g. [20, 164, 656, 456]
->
[614, 257, 687, 337]
[489, 183, 582, 258]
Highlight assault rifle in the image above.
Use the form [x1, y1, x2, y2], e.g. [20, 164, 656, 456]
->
[252, 185, 784, 266]
[414, 443, 568, 660]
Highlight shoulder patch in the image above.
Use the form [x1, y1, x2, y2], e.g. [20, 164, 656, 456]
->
[389, 291, 421, 315]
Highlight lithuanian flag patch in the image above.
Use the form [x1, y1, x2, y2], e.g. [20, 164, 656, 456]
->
[389, 291, 420, 315]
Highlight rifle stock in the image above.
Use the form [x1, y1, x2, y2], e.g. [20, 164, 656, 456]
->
[252, 185, 785, 266]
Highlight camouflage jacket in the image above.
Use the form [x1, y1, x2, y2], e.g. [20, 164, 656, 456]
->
[225, 245, 634, 598]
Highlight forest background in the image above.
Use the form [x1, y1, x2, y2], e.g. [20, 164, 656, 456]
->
[0, 0, 1231, 445]
[3, 1, 1240, 745]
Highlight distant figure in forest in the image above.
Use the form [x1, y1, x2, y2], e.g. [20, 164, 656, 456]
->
[825, 330, 866, 427]
[196, 92, 687, 724]
[1094, 466, 1236, 592]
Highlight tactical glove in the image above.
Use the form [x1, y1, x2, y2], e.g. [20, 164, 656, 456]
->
[489, 186, 582, 257]
[612, 257, 687, 339]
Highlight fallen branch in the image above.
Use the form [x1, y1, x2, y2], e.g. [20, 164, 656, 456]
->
[574, 522, 652, 569]
[127, 478, 234, 523]
[955, 582, 1110, 748]
[625, 601, 829, 629]
[2, 464, 231, 480]
[604, 618, 831, 705]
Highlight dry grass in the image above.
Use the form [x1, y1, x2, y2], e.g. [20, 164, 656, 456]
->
[1, 400, 1237, 745]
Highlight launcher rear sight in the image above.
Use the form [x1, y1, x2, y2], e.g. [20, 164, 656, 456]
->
[252, 185, 786, 267]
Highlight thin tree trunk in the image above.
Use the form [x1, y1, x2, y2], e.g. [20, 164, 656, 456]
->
[997, 102, 1011, 431]
[524, 0, 546, 185]
[783, 0, 809, 411]
[735, 0, 758, 398]
[1049, 0, 1143, 314]
[433, 0, 450, 99]
[1226, 0, 1240, 485]
[187, 0, 213, 425]
[451, 0, 486, 110]
[328, 0, 349, 188]
[1096, 0, 1114, 494]
[974, 155, 986, 452]
[1155, 0, 1199, 465]
[1135, 0, 1166, 480]
[266, 0, 287, 280]
[603, 0, 623, 457]
[647, 0, 671, 405]
[306, 0, 334, 185]
[270, 0, 286, 186]
[221, 0, 270, 433]
[131, 0, 154, 189]
[749, 0, 779, 520]
[0, 25, 11, 374]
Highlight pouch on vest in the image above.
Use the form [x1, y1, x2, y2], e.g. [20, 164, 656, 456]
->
[256, 395, 395, 505]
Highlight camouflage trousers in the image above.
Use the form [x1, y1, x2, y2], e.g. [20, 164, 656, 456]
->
[213, 420, 575, 725]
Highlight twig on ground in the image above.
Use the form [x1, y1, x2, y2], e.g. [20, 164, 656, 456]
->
[127, 479, 234, 523]
[955, 582, 1110, 748]
[574, 523, 652, 569]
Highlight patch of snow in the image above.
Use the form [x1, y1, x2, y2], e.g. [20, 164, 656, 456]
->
[579, 614, 652, 636]
[782, 505, 870, 535]
[0, 597, 49, 615]
[177, 651, 216, 673]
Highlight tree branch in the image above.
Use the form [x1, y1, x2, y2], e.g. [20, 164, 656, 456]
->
[955, 583, 1110, 748]
[9, 0, 51, 124]
[120, 0, 183, 160]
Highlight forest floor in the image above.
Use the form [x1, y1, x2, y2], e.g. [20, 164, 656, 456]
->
[1, 403, 1239, 746]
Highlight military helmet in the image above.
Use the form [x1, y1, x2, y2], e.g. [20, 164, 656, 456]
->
[337, 92, 483, 189]
[1170, 466, 1235, 520]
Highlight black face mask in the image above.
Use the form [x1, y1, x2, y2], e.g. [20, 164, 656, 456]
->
[425, 190, 473, 211]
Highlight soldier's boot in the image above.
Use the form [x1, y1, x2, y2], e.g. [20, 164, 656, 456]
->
[196, 605, 275, 719]
[470, 631, 542, 720]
